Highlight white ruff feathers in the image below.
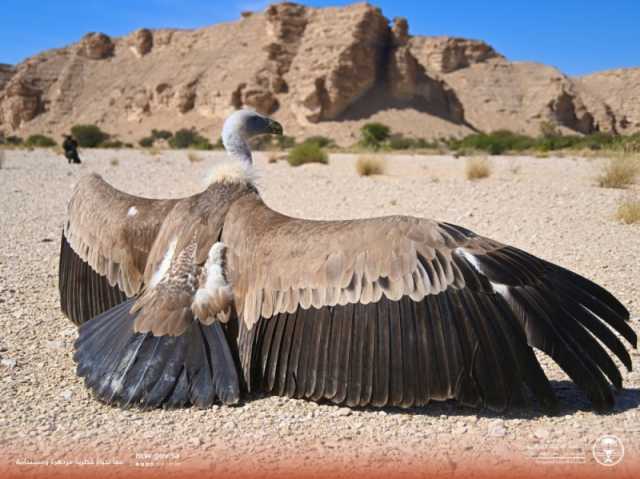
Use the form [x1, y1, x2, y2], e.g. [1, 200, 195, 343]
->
[205, 160, 256, 186]
[192, 242, 233, 322]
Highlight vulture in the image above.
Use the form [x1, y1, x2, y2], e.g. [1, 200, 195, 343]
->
[59, 109, 636, 413]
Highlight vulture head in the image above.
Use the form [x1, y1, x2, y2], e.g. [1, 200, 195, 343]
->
[222, 109, 283, 163]
[209, 109, 283, 184]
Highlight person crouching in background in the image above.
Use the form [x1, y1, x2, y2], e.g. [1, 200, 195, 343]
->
[63, 135, 81, 164]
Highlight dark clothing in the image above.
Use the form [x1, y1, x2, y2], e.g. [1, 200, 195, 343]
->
[63, 137, 81, 164]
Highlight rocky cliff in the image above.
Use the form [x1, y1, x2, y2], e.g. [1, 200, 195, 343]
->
[0, 2, 637, 144]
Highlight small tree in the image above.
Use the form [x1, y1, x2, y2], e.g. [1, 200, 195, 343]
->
[360, 122, 390, 149]
[71, 124, 109, 147]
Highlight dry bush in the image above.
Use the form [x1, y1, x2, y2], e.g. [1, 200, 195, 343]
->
[597, 156, 639, 188]
[146, 147, 162, 157]
[355, 155, 386, 176]
[109, 157, 119, 167]
[465, 157, 491, 180]
[187, 151, 203, 163]
[616, 197, 640, 224]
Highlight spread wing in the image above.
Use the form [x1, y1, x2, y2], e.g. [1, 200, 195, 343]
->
[60, 173, 177, 325]
[223, 194, 636, 412]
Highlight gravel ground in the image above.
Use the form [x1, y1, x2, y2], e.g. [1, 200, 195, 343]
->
[1, 149, 638, 478]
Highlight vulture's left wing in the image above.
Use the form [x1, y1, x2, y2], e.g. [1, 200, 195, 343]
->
[60, 174, 177, 325]
[223, 194, 636, 412]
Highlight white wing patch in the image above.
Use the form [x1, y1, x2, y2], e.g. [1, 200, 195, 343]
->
[457, 248, 511, 298]
[192, 242, 233, 323]
[127, 206, 138, 217]
[149, 238, 177, 288]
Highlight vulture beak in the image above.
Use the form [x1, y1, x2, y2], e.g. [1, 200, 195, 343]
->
[267, 118, 283, 136]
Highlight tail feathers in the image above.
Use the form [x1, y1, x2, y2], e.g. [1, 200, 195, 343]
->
[74, 298, 240, 409]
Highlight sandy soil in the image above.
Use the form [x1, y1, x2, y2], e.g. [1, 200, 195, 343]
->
[0, 149, 638, 477]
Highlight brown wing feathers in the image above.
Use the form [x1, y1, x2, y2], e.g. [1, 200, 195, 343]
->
[59, 174, 176, 324]
[228, 198, 636, 412]
[59, 232, 128, 326]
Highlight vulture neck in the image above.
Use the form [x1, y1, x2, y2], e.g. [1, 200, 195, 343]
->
[223, 132, 252, 165]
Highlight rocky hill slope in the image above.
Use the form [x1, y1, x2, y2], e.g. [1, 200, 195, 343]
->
[0, 2, 638, 144]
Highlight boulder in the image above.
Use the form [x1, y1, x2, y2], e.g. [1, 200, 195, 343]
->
[79, 32, 114, 60]
[129, 29, 153, 57]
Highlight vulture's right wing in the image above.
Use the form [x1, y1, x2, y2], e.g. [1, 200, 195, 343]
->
[60, 173, 177, 325]
[223, 194, 636, 412]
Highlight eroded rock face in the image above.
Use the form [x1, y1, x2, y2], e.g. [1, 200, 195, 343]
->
[129, 29, 153, 57]
[0, 64, 15, 91]
[388, 17, 418, 100]
[174, 81, 197, 114]
[410, 36, 502, 73]
[79, 32, 115, 59]
[0, 78, 43, 128]
[237, 2, 309, 114]
[291, 3, 389, 122]
[550, 90, 595, 134]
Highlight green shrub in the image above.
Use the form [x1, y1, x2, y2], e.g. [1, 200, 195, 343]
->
[151, 129, 173, 141]
[287, 143, 328, 166]
[71, 124, 109, 148]
[276, 135, 296, 149]
[168, 128, 210, 149]
[139, 137, 154, 148]
[192, 139, 213, 150]
[414, 138, 439, 149]
[388, 135, 414, 150]
[100, 140, 125, 149]
[360, 122, 391, 149]
[25, 134, 56, 147]
[303, 135, 334, 148]
[448, 130, 535, 155]
[6, 135, 23, 145]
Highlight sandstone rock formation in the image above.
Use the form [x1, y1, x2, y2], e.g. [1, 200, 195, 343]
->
[0, 2, 637, 143]
[410, 36, 502, 73]
[288, 3, 389, 123]
[576, 69, 640, 133]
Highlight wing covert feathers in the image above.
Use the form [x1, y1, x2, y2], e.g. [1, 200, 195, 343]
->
[63, 174, 176, 296]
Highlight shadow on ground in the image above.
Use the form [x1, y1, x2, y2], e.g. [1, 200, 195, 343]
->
[251, 381, 640, 420]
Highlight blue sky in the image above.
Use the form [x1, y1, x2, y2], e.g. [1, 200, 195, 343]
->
[0, 0, 638, 75]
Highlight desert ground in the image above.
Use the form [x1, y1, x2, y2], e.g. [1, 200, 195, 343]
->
[0, 148, 638, 478]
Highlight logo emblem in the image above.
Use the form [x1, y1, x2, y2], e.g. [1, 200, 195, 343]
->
[592, 435, 624, 466]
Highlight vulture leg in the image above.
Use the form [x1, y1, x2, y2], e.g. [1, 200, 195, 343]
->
[74, 298, 240, 408]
